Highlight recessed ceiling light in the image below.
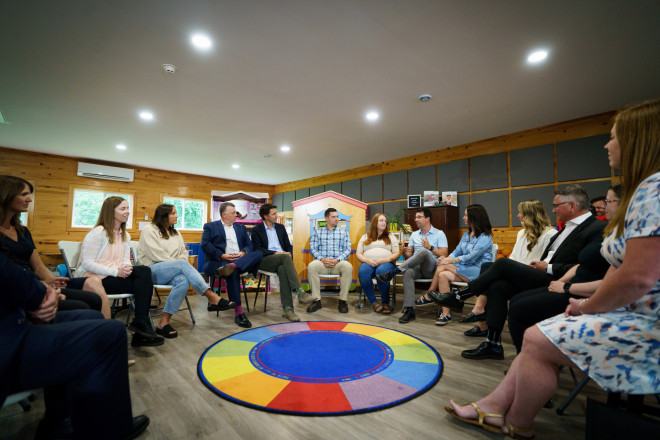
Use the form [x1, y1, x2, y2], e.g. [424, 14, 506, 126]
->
[232, 164, 240, 169]
[365, 111, 380, 122]
[280, 145, 290, 152]
[139, 111, 154, 121]
[116, 144, 127, 150]
[191, 34, 212, 50]
[264, 154, 272, 158]
[527, 49, 549, 64]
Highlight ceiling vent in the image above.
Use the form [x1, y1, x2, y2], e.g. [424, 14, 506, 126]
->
[77, 162, 134, 182]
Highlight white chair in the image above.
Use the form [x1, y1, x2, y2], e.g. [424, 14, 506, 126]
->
[128, 242, 194, 324]
[318, 273, 342, 296]
[1, 390, 36, 412]
[58, 241, 135, 323]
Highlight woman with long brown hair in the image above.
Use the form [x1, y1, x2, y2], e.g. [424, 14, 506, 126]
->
[77, 196, 163, 346]
[0, 175, 110, 316]
[417, 204, 493, 326]
[138, 204, 233, 338]
[446, 99, 660, 438]
[356, 213, 401, 314]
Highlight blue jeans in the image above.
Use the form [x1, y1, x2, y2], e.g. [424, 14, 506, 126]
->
[358, 262, 396, 305]
[149, 260, 209, 315]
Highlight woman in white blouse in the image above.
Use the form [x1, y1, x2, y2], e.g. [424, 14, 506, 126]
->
[138, 204, 233, 338]
[462, 200, 556, 335]
[356, 213, 401, 314]
[76, 197, 162, 347]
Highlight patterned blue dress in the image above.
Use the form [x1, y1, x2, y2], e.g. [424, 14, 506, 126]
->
[538, 171, 660, 394]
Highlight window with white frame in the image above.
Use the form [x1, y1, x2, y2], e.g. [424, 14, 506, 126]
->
[163, 197, 207, 231]
[71, 189, 134, 228]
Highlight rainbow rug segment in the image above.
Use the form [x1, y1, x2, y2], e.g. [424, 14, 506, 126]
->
[198, 321, 442, 416]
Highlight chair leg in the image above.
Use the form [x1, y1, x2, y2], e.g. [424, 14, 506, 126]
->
[184, 296, 195, 325]
[392, 279, 396, 306]
[557, 376, 591, 415]
[264, 278, 269, 312]
[241, 277, 250, 313]
[254, 273, 263, 309]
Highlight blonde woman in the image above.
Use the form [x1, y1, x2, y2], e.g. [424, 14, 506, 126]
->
[461, 200, 557, 337]
[76, 196, 163, 347]
[356, 213, 401, 314]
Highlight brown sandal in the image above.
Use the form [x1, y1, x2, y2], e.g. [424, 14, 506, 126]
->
[444, 402, 504, 434]
[382, 304, 392, 314]
[373, 303, 384, 313]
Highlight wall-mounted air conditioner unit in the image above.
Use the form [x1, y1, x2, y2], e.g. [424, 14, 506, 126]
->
[77, 162, 134, 182]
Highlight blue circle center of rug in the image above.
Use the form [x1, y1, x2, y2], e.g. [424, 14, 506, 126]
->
[250, 330, 393, 383]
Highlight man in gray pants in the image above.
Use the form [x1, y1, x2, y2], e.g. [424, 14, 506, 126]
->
[377, 208, 448, 323]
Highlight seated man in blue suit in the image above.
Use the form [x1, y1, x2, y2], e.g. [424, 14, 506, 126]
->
[0, 247, 149, 440]
[202, 202, 262, 328]
[251, 203, 314, 322]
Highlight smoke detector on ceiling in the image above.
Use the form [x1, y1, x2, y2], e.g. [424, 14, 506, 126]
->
[418, 94, 432, 102]
[161, 64, 177, 74]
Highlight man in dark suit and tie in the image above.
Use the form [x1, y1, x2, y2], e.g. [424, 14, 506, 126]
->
[0, 247, 149, 440]
[429, 185, 606, 359]
[202, 202, 262, 328]
[251, 203, 314, 322]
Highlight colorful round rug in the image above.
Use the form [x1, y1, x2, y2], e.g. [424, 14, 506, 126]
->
[198, 321, 442, 416]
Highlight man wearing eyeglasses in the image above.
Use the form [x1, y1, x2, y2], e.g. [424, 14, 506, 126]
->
[428, 184, 606, 360]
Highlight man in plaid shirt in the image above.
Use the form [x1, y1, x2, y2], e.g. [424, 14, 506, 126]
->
[306, 208, 353, 313]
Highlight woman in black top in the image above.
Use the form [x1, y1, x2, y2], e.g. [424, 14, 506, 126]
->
[0, 175, 109, 316]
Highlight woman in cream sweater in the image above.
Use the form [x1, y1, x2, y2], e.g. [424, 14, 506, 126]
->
[138, 204, 233, 338]
[356, 213, 401, 314]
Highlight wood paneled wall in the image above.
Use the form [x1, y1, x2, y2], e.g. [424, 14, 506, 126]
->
[0, 147, 274, 266]
[273, 112, 614, 194]
[272, 111, 616, 250]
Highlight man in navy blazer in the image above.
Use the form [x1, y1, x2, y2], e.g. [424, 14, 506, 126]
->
[0, 247, 149, 439]
[251, 204, 314, 322]
[429, 185, 607, 360]
[202, 202, 262, 328]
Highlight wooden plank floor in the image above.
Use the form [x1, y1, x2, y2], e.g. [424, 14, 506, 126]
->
[1, 291, 609, 440]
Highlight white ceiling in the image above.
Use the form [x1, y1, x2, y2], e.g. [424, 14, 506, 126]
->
[1, 1, 659, 185]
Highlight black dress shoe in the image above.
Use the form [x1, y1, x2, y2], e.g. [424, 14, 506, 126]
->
[338, 300, 348, 313]
[427, 290, 464, 311]
[123, 415, 150, 440]
[306, 299, 322, 313]
[376, 267, 400, 283]
[464, 325, 488, 337]
[459, 312, 487, 323]
[207, 298, 234, 312]
[215, 264, 235, 277]
[127, 320, 157, 338]
[398, 309, 416, 323]
[235, 313, 252, 328]
[131, 334, 165, 347]
[461, 341, 504, 360]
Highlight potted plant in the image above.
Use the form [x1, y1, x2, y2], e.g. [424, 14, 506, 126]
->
[386, 209, 405, 232]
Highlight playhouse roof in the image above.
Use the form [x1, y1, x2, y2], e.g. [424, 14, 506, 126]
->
[292, 191, 368, 210]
